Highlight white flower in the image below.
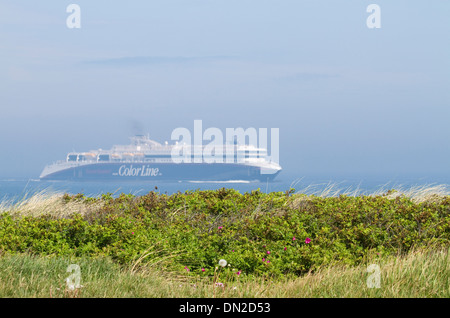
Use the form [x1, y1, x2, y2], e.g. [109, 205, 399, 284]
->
[219, 259, 227, 267]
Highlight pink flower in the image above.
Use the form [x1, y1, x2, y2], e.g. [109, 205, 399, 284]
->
[236, 271, 241, 275]
[201, 268, 205, 272]
[267, 260, 270, 263]
[284, 247, 287, 251]
[131, 232, 134, 235]
[218, 226, 223, 230]
[184, 266, 189, 272]
[305, 237, 311, 244]
[262, 258, 265, 262]
[292, 237, 296, 241]
[267, 251, 270, 254]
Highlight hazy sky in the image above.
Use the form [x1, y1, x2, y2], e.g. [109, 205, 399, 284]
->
[0, 0, 449, 181]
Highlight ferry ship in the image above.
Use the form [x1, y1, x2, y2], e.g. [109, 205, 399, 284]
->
[39, 135, 282, 182]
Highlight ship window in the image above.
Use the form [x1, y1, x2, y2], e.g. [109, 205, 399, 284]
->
[67, 155, 77, 162]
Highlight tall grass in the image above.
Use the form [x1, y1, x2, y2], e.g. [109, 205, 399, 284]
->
[290, 179, 449, 203]
[276, 247, 450, 298]
[0, 189, 104, 219]
[0, 248, 448, 298]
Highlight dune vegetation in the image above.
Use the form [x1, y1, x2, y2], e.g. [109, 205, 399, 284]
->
[0, 184, 449, 297]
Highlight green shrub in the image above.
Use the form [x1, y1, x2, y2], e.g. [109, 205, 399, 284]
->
[1, 189, 449, 280]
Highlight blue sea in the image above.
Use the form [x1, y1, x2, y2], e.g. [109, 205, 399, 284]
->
[1, 173, 448, 204]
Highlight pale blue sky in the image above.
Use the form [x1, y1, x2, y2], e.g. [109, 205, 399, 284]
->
[0, 1, 449, 180]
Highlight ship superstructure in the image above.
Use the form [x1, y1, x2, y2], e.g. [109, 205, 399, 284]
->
[40, 135, 282, 181]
